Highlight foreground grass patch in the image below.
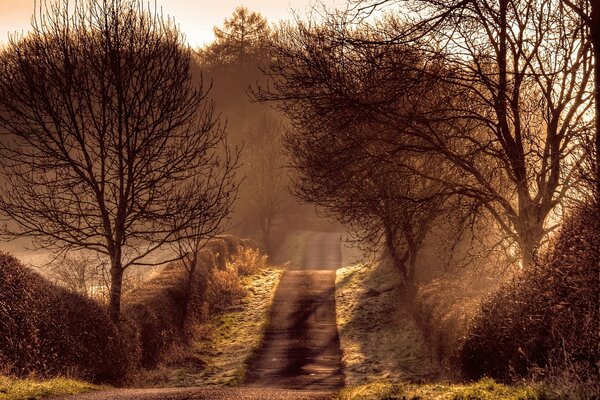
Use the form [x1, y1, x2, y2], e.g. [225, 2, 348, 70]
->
[337, 378, 558, 400]
[0, 376, 103, 400]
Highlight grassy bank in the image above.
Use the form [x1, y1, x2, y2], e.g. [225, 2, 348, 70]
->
[337, 378, 557, 400]
[335, 259, 438, 386]
[0, 376, 103, 400]
[133, 266, 283, 387]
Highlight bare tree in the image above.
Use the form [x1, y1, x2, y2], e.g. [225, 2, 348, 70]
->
[48, 252, 110, 300]
[558, 0, 600, 202]
[256, 26, 451, 284]
[0, 0, 238, 323]
[264, 0, 593, 268]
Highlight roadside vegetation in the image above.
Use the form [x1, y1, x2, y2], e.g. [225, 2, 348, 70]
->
[0, 376, 103, 400]
[132, 250, 283, 387]
[337, 378, 558, 400]
[336, 260, 436, 386]
[0, 238, 271, 385]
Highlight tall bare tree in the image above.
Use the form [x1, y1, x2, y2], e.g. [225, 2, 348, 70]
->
[0, 0, 238, 323]
[265, 0, 593, 268]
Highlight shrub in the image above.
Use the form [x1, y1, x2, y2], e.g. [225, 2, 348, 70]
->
[413, 277, 493, 374]
[205, 238, 230, 270]
[461, 203, 600, 388]
[218, 235, 244, 256]
[229, 246, 268, 276]
[205, 265, 245, 312]
[121, 237, 256, 370]
[0, 253, 122, 383]
[0, 236, 261, 383]
[122, 264, 188, 368]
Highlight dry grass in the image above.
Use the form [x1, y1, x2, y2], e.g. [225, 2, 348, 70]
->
[133, 263, 283, 387]
[337, 377, 558, 400]
[228, 246, 268, 276]
[205, 265, 245, 312]
[0, 375, 104, 400]
[335, 260, 437, 386]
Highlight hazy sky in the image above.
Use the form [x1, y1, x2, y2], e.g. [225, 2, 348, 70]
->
[0, 0, 346, 47]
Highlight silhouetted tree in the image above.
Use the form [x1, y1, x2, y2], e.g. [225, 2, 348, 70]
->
[0, 0, 238, 323]
[265, 0, 593, 268]
[257, 25, 451, 284]
[560, 0, 600, 201]
[198, 6, 269, 69]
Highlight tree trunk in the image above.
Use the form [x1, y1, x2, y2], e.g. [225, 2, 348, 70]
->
[108, 252, 124, 324]
[261, 215, 272, 256]
[518, 219, 544, 269]
[407, 244, 419, 284]
[384, 225, 409, 285]
[592, 2, 600, 203]
[182, 252, 199, 333]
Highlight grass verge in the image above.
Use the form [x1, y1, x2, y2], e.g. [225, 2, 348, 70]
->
[336, 260, 438, 386]
[0, 376, 104, 400]
[337, 378, 560, 400]
[134, 267, 283, 387]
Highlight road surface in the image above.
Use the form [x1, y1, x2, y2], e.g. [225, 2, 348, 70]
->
[245, 232, 344, 390]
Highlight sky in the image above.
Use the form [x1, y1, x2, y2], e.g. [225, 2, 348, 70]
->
[0, 0, 346, 48]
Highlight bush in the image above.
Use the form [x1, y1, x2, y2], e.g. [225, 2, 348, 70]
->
[461, 203, 600, 388]
[205, 238, 230, 270]
[122, 264, 188, 368]
[229, 246, 268, 276]
[205, 265, 245, 312]
[0, 253, 122, 383]
[0, 236, 263, 383]
[121, 237, 257, 370]
[413, 277, 493, 374]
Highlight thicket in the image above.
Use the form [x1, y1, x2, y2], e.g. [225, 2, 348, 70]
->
[0, 236, 262, 384]
[413, 277, 496, 376]
[0, 253, 122, 382]
[461, 204, 600, 389]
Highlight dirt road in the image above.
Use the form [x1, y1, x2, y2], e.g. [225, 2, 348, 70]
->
[58, 387, 334, 400]
[62, 232, 344, 400]
[245, 232, 344, 390]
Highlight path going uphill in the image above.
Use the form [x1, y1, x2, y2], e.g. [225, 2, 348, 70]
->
[245, 232, 345, 390]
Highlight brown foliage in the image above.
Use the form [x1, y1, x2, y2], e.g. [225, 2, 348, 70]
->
[230, 246, 268, 276]
[0, 253, 122, 383]
[461, 204, 600, 386]
[123, 264, 189, 368]
[122, 237, 252, 370]
[0, 236, 262, 382]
